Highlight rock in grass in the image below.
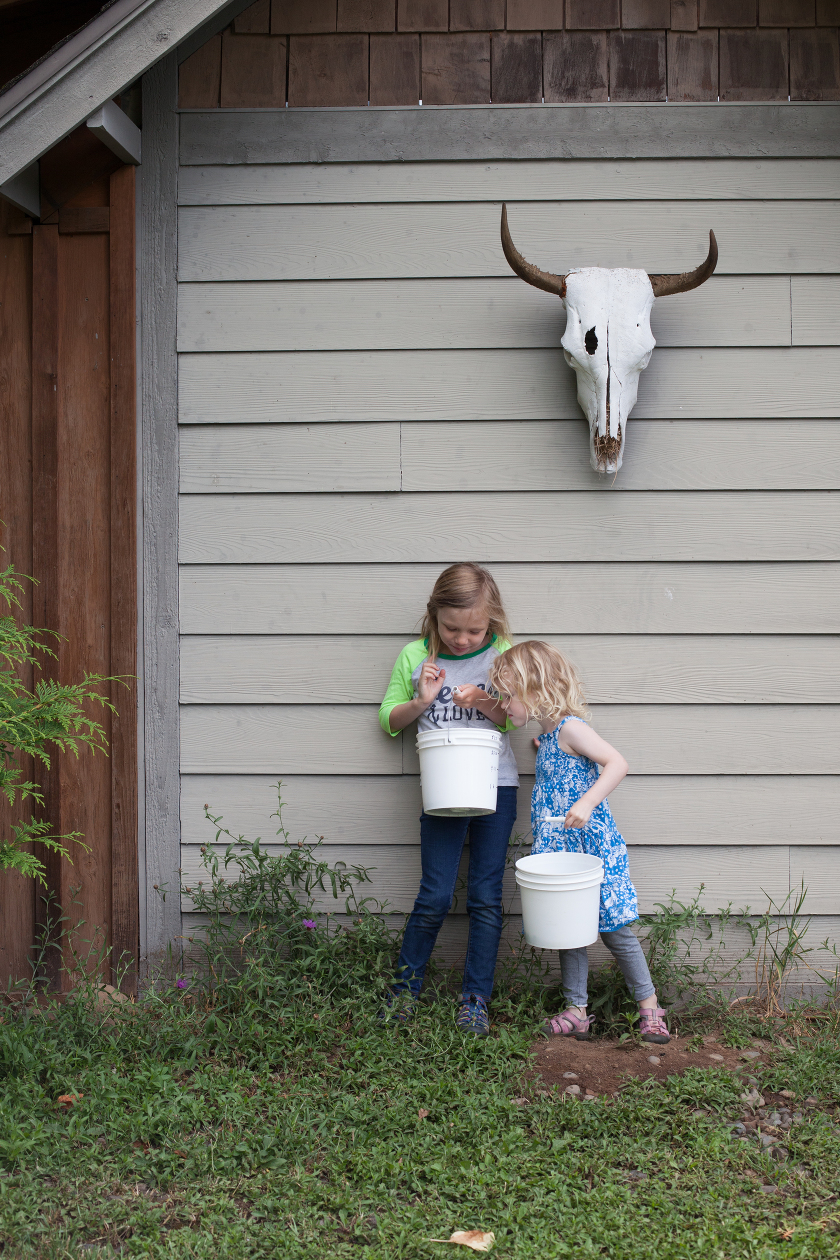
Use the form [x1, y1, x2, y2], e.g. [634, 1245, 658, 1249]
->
[565, 1084, 581, 1096]
[647, 1056, 661, 1065]
[741, 1051, 761, 1060]
[708, 1053, 724, 1062]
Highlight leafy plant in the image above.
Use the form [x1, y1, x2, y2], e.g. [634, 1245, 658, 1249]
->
[0, 564, 117, 884]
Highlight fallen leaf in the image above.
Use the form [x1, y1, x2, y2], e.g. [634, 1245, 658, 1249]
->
[57, 1094, 83, 1108]
[418, 1109, 430, 1120]
[428, 1230, 495, 1251]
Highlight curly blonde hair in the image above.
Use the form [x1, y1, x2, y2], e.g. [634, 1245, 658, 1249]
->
[420, 562, 510, 661]
[489, 640, 589, 723]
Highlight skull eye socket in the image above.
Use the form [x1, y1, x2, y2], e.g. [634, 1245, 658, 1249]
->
[584, 327, 598, 355]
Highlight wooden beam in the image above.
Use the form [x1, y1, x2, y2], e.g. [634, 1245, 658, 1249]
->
[109, 164, 139, 995]
[178, 103, 840, 166]
[30, 224, 61, 986]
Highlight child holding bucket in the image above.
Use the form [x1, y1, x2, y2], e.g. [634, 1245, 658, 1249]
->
[378, 562, 518, 1036]
[489, 640, 670, 1044]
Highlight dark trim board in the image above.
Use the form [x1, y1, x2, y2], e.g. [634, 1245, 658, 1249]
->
[179, 103, 840, 166]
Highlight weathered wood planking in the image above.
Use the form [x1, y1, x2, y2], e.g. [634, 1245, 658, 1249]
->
[179, 491, 840, 564]
[176, 276, 790, 352]
[177, 348, 840, 423]
[792, 276, 840, 346]
[177, 158, 840, 206]
[180, 773, 840, 848]
[177, 201, 840, 281]
[179, 841, 794, 912]
[179, 422, 401, 492]
[177, 105, 840, 166]
[180, 635, 840, 705]
[179, 563, 840, 635]
[179, 420, 840, 493]
[180, 703, 840, 776]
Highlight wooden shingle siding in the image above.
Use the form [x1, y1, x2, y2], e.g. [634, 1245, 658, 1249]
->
[178, 4, 840, 106]
[175, 125, 839, 958]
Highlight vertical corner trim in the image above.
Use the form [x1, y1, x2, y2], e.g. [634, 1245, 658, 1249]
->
[140, 51, 181, 975]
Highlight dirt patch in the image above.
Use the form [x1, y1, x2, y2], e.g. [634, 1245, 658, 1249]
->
[530, 1034, 770, 1097]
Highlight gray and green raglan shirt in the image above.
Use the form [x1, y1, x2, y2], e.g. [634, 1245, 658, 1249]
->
[379, 636, 519, 788]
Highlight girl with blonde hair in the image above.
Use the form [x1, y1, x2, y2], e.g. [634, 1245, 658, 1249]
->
[490, 641, 669, 1044]
[378, 562, 518, 1036]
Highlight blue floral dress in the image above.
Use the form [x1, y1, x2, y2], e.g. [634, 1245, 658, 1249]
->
[531, 716, 638, 934]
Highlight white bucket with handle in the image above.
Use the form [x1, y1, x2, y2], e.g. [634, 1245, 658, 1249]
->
[416, 728, 501, 816]
[515, 849, 604, 949]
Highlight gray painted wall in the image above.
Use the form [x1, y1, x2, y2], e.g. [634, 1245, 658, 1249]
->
[161, 104, 840, 982]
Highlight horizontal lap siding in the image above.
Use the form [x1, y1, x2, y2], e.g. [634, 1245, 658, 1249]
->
[178, 348, 840, 421]
[180, 421, 840, 492]
[180, 563, 840, 634]
[176, 147, 840, 955]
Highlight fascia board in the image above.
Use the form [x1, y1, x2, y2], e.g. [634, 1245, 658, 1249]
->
[0, 0, 235, 184]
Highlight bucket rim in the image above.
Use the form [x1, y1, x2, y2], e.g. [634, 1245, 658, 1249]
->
[416, 728, 502, 749]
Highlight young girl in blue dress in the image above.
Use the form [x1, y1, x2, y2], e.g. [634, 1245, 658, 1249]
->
[489, 640, 669, 1043]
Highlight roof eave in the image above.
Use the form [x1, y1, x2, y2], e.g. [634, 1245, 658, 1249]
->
[0, 0, 239, 185]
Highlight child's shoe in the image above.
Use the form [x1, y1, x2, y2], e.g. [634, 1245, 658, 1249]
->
[377, 990, 416, 1025]
[639, 1006, 670, 1043]
[544, 1007, 593, 1040]
[456, 993, 490, 1037]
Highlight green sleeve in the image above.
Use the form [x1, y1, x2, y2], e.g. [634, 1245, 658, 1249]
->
[379, 641, 428, 736]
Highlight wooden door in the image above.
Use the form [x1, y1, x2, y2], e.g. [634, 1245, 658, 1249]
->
[0, 139, 138, 993]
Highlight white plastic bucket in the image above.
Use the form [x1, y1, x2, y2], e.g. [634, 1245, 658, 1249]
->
[416, 728, 501, 816]
[515, 851, 604, 949]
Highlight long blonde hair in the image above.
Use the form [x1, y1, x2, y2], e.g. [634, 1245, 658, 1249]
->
[489, 640, 589, 723]
[420, 562, 510, 661]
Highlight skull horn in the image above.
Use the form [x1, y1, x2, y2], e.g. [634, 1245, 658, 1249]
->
[648, 230, 718, 297]
[501, 204, 566, 298]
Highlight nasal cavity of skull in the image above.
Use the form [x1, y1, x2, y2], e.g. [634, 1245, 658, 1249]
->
[584, 327, 598, 356]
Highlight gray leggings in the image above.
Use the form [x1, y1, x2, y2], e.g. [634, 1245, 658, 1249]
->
[560, 925, 655, 1008]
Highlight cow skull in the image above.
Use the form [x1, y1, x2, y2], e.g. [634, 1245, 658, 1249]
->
[501, 205, 718, 473]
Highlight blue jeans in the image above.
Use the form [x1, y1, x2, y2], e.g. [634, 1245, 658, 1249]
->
[393, 786, 518, 1002]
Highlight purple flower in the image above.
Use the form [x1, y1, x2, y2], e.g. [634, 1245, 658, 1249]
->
[302, 918, 317, 931]
[175, 978, 189, 989]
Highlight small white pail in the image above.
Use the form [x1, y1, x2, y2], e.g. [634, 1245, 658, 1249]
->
[416, 728, 501, 816]
[515, 850, 604, 949]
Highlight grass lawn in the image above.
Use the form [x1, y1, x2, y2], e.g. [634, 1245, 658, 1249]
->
[2, 830, 839, 1258]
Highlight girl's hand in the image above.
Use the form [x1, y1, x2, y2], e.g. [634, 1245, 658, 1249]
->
[417, 660, 445, 705]
[564, 798, 594, 829]
[452, 684, 484, 706]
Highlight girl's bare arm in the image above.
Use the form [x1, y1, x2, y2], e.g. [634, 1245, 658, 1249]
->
[559, 722, 629, 828]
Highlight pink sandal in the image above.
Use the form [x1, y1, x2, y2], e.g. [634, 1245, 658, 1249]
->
[639, 1006, 670, 1043]
[544, 1008, 593, 1041]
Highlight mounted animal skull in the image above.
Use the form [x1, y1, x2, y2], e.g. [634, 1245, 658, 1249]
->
[501, 205, 718, 473]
